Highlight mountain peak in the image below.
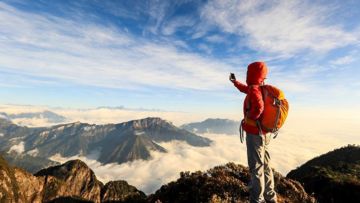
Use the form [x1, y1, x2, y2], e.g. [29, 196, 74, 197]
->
[35, 159, 103, 202]
[126, 117, 172, 129]
[35, 159, 95, 179]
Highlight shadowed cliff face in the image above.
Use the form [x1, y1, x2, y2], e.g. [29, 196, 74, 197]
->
[147, 162, 315, 203]
[287, 145, 360, 203]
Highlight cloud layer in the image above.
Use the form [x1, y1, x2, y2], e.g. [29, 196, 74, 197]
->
[0, 2, 231, 91]
[201, 0, 359, 55]
[1, 105, 359, 195]
[52, 119, 360, 194]
[0, 104, 232, 126]
[50, 110, 360, 194]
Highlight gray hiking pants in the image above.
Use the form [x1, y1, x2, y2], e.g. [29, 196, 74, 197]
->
[246, 133, 277, 203]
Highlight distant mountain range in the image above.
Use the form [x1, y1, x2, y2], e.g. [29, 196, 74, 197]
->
[0, 151, 59, 173]
[0, 117, 212, 171]
[181, 118, 239, 135]
[0, 110, 67, 124]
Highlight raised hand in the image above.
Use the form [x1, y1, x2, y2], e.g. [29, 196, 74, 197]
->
[229, 73, 236, 83]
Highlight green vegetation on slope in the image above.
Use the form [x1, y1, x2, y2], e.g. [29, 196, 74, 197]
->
[287, 145, 360, 203]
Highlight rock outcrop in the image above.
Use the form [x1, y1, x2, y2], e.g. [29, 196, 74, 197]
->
[35, 160, 103, 203]
[101, 180, 146, 202]
[147, 162, 315, 203]
[0, 156, 146, 203]
[0, 155, 45, 203]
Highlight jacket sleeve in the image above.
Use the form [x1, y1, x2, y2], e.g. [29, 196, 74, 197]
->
[247, 86, 264, 120]
[233, 80, 248, 94]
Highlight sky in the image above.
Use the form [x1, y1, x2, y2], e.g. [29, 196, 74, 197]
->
[1, 0, 360, 117]
[1, 0, 360, 194]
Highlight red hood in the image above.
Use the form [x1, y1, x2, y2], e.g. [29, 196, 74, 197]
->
[246, 61, 268, 85]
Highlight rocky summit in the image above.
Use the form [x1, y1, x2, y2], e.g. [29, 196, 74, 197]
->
[148, 162, 315, 203]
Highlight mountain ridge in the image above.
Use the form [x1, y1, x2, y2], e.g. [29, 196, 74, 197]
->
[287, 145, 360, 203]
[181, 118, 239, 135]
[0, 117, 212, 169]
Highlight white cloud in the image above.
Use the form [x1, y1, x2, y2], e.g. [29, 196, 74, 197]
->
[9, 141, 25, 154]
[201, 0, 359, 55]
[0, 104, 218, 126]
[161, 16, 195, 35]
[0, 2, 232, 91]
[205, 34, 227, 43]
[197, 43, 212, 54]
[330, 55, 356, 65]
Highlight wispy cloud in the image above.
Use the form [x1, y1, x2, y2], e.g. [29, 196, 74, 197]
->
[161, 16, 196, 36]
[0, 2, 232, 91]
[201, 0, 359, 55]
[330, 55, 356, 66]
[205, 34, 227, 43]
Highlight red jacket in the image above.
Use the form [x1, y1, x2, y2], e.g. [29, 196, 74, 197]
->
[233, 62, 268, 135]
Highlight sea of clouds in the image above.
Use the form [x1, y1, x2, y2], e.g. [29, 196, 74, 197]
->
[50, 112, 359, 194]
[1, 104, 359, 194]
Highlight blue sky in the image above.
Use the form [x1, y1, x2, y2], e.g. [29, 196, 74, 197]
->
[0, 0, 360, 116]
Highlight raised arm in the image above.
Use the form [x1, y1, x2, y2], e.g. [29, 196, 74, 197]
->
[233, 80, 248, 94]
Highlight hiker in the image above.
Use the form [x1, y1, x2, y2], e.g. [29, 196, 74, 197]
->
[229, 62, 277, 203]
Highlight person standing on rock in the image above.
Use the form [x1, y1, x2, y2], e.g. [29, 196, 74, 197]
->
[229, 62, 277, 203]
